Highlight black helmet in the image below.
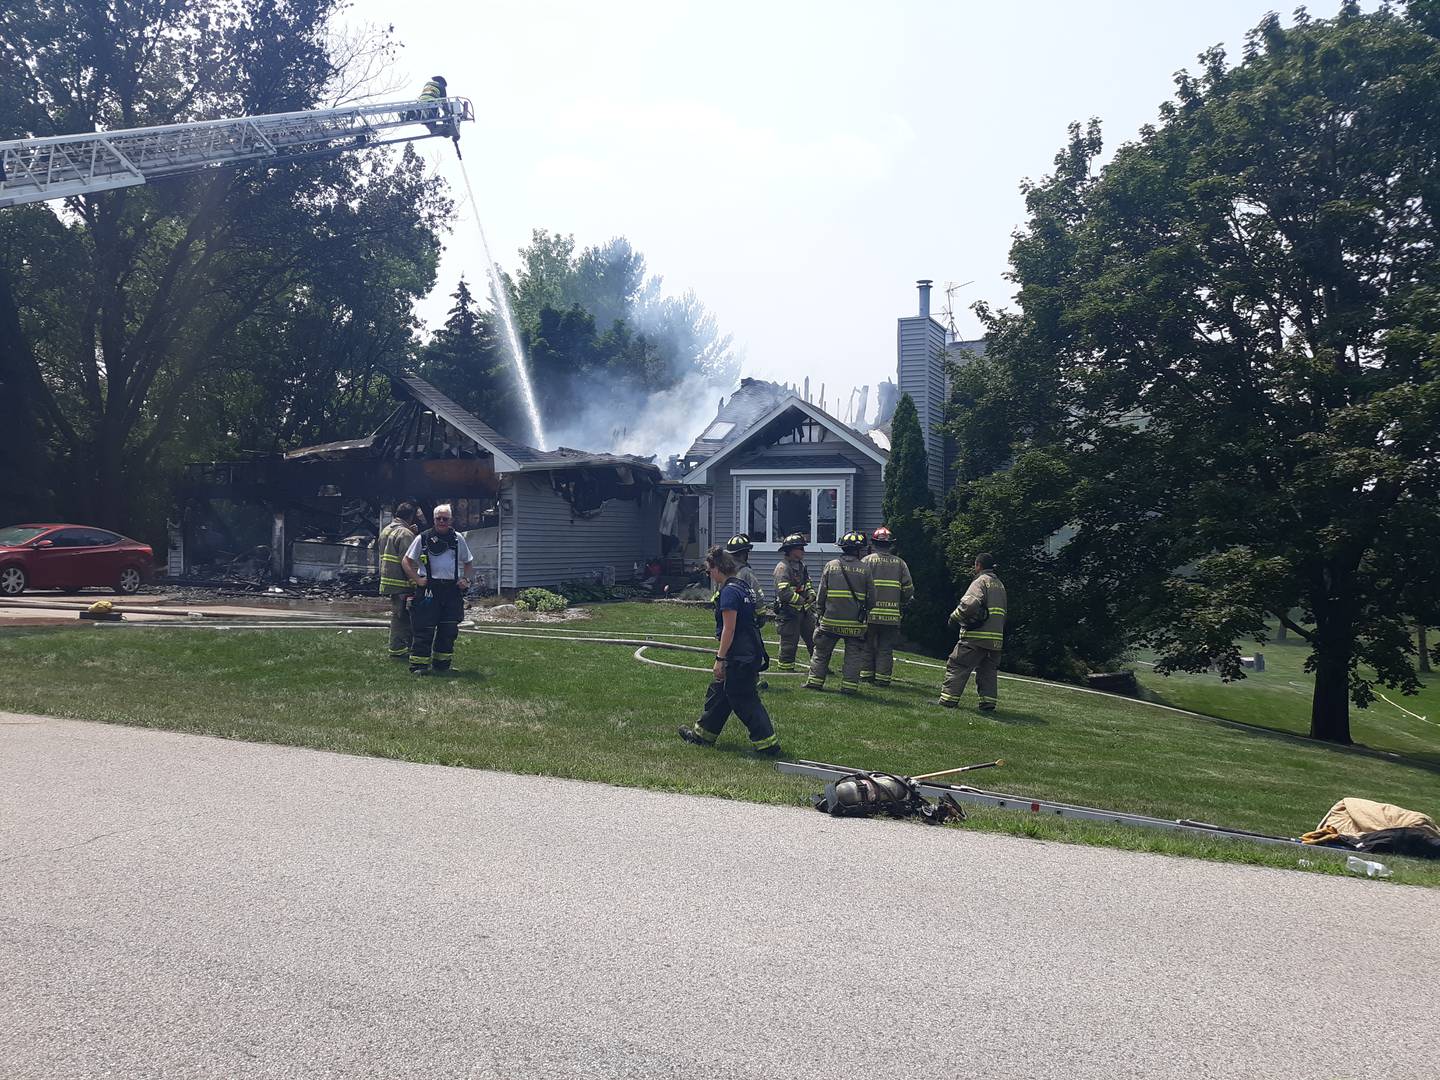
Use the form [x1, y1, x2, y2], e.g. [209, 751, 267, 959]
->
[839, 531, 867, 554]
[779, 533, 808, 553]
[725, 534, 753, 554]
[431, 75, 448, 86]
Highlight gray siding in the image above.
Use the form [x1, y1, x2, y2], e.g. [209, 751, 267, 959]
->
[897, 315, 949, 496]
[711, 440, 886, 584]
[498, 475, 519, 590]
[510, 472, 660, 588]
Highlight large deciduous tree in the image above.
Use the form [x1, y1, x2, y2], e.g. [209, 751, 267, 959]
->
[961, 2, 1440, 742]
[0, 0, 448, 539]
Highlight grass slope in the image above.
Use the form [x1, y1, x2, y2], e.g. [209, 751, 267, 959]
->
[2, 602, 1437, 885]
[1138, 633, 1440, 767]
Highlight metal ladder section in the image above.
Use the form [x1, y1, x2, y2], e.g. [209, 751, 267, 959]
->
[0, 96, 475, 208]
[777, 759, 1310, 850]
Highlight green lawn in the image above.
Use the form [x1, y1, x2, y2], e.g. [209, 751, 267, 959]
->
[1137, 631, 1440, 768]
[2, 602, 1437, 885]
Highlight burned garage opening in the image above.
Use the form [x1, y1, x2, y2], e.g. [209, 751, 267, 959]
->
[176, 375, 662, 593]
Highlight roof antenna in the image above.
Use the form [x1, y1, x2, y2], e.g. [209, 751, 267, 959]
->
[941, 280, 974, 342]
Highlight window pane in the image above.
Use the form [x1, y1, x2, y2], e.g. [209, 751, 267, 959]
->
[773, 489, 812, 542]
[816, 488, 838, 544]
[747, 489, 769, 540]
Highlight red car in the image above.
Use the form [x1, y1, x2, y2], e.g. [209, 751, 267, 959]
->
[0, 523, 155, 597]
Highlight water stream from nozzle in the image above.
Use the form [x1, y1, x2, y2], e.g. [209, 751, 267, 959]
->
[454, 158, 547, 450]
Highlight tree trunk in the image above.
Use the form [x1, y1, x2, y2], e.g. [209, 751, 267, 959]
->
[1275, 620, 1287, 642]
[1420, 625, 1432, 675]
[1309, 641, 1353, 744]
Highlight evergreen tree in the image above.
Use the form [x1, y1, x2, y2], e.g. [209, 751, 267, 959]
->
[417, 279, 517, 435]
[883, 394, 953, 653]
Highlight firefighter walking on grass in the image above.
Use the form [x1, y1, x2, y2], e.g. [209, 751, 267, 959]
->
[805, 531, 872, 694]
[860, 526, 913, 686]
[378, 501, 423, 660]
[401, 503, 474, 676]
[772, 533, 816, 671]
[939, 552, 1007, 711]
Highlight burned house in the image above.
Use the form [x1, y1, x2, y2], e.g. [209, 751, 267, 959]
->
[177, 375, 660, 591]
[673, 380, 889, 582]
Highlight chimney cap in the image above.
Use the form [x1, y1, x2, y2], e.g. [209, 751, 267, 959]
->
[916, 278, 933, 287]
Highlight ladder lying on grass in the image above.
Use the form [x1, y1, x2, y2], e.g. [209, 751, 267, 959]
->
[777, 759, 1311, 849]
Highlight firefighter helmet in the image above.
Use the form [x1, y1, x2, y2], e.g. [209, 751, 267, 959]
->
[779, 533, 808, 552]
[839, 531, 867, 553]
[725, 534, 754, 554]
[871, 526, 894, 546]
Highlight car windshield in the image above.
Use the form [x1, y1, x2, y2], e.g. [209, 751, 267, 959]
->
[0, 526, 48, 546]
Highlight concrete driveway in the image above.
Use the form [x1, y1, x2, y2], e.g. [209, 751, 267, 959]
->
[2, 713, 1436, 1079]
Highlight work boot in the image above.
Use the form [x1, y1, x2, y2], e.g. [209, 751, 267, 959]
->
[978, 702, 996, 713]
[750, 743, 783, 758]
[410, 667, 430, 677]
[803, 682, 824, 691]
[677, 725, 714, 747]
[758, 679, 769, 690]
[937, 697, 957, 709]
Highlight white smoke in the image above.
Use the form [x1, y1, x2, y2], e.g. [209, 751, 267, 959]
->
[545, 369, 733, 464]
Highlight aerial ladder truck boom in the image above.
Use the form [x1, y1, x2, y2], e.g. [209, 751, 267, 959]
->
[0, 95, 474, 209]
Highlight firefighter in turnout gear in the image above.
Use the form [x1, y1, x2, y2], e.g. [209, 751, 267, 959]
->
[378, 501, 423, 660]
[805, 532, 873, 694]
[401, 503, 474, 675]
[860, 526, 914, 686]
[678, 547, 781, 756]
[725, 535, 768, 614]
[772, 533, 816, 671]
[414, 75, 454, 137]
[940, 552, 1007, 710]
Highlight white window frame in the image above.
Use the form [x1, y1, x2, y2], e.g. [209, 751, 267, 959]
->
[735, 472, 851, 553]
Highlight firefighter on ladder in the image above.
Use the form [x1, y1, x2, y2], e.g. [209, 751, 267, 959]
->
[415, 75, 455, 138]
[378, 501, 423, 660]
[772, 533, 816, 672]
[860, 525, 914, 686]
[805, 531, 873, 694]
[402, 503, 473, 676]
[940, 552, 1007, 711]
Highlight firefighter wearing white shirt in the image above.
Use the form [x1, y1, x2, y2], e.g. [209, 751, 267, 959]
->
[401, 503, 474, 675]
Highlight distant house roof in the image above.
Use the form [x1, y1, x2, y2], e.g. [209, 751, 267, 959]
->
[681, 396, 887, 485]
[682, 377, 794, 462]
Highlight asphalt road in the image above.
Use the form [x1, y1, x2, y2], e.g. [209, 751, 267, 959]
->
[2, 713, 1436, 1080]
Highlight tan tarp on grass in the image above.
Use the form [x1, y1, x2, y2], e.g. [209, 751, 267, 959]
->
[1318, 798, 1440, 838]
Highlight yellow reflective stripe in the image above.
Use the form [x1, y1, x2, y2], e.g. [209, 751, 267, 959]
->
[382, 554, 403, 564]
[988, 608, 1006, 615]
[872, 578, 902, 586]
[826, 589, 859, 599]
[752, 734, 779, 750]
[963, 631, 1004, 640]
[380, 576, 410, 587]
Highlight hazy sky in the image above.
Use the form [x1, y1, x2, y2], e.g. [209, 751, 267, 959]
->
[344, 0, 1310, 400]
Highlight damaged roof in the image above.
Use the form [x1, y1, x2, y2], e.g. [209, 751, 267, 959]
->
[682, 378, 793, 462]
[281, 375, 660, 479]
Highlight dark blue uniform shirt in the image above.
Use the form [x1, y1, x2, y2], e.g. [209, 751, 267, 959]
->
[714, 578, 760, 661]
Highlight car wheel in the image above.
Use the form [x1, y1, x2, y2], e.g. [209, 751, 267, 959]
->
[115, 567, 142, 595]
[0, 564, 25, 597]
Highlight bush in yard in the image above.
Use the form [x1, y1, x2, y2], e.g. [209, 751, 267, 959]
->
[516, 588, 569, 612]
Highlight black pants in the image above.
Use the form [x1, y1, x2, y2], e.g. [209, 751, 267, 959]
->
[410, 583, 463, 671]
[694, 658, 777, 750]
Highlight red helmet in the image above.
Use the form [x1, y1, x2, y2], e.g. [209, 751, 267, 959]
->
[871, 526, 894, 544]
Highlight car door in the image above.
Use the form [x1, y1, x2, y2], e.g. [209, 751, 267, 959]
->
[77, 529, 125, 587]
[28, 528, 88, 588]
